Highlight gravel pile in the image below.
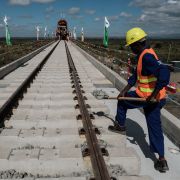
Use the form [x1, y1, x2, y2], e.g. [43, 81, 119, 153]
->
[0, 169, 91, 179]
[108, 164, 127, 178]
[0, 170, 34, 179]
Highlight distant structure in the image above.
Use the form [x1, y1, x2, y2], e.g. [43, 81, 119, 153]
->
[47, 30, 50, 38]
[81, 27, 84, 42]
[44, 26, 47, 39]
[73, 27, 77, 40]
[69, 31, 72, 38]
[36, 26, 40, 41]
[56, 19, 69, 40]
[52, 31, 54, 38]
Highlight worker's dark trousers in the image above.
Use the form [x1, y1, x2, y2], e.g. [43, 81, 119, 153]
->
[116, 91, 166, 157]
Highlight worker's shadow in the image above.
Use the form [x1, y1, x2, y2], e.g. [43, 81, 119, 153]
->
[126, 118, 157, 162]
[93, 111, 157, 163]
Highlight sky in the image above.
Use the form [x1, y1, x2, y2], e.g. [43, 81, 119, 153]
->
[0, 0, 180, 38]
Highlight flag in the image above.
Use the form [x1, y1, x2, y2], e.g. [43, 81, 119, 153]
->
[81, 27, 84, 35]
[103, 17, 110, 47]
[81, 27, 84, 42]
[73, 27, 77, 40]
[4, 16, 12, 46]
[36, 26, 40, 40]
[44, 26, 47, 38]
[5, 26, 12, 46]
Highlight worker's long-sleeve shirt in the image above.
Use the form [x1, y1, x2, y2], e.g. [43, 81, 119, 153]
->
[128, 49, 170, 90]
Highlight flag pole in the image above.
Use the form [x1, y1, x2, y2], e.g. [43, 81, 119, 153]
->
[81, 27, 84, 42]
[4, 16, 12, 46]
[103, 17, 110, 48]
[36, 26, 40, 41]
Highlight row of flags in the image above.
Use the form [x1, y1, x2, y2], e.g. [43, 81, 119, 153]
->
[73, 16, 110, 47]
[73, 27, 84, 42]
[72, 17, 110, 47]
[2, 15, 51, 46]
[36, 26, 49, 41]
[2, 16, 110, 47]
[3, 16, 45, 45]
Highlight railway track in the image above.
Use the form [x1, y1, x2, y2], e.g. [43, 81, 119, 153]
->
[0, 41, 151, 179]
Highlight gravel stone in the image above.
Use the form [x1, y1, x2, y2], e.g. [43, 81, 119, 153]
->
[108, 164, 127, 178]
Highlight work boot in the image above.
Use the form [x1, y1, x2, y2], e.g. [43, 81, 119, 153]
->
[108, 123, 126, 134]
[154, 159, 169, 172]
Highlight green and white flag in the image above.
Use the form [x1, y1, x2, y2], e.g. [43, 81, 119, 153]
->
[103, 16, 110, 47]
[4, 16, 12, 46]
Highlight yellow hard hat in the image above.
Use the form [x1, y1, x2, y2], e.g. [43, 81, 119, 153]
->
[126, 27, 147, 46]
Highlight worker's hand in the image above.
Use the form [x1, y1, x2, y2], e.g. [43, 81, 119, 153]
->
[117, 84, 132, 99]
[117, 90, 127, 99]
[146, 88, 160, 103]
[146, 95, 155, 103]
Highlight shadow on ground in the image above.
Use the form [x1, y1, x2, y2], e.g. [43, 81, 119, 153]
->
[93, 111, 157, 163]
[126, 118, 157, 162]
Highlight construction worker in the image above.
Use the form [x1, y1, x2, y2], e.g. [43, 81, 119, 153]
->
[108, 27, 170, 172]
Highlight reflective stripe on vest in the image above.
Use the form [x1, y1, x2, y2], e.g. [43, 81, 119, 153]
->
[136, 48, 166, 100]
[137, 76, 157, 83]
[139, 87, 154, 93]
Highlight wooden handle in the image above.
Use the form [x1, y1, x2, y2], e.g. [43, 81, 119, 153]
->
[107, 97, 157, 102]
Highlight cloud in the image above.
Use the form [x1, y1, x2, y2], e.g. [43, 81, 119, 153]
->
[94, 11, 131, 23]
[106, 12, 132, 22]
[167, 0, 178, 4]
[9, 0, 56, 6]
[129, 0, 180, 37]
[94, 17, 101, 21]
[85, 10, 95, 15]
[130, 0, 180, 18]
[108, 15, 119, 21]
[67, 7, 80, 15]
[32, 0, 55, 3]
[129, 0, 163, 8]
[9, 0, 30, 5]
[45, 6, 54, 13]
[45, 14, 51, 19]
[0, 22, 35, 37]
[74, 15, 83, 19]
[120, 12, 132, 17]
[158, 1, 180, 17]
[44, 5, 54, 21]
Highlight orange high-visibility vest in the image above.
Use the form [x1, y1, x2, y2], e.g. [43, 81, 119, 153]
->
[136, 48, 166, 100]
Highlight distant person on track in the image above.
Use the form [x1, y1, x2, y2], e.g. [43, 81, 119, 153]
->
[108, 27, 170, 172]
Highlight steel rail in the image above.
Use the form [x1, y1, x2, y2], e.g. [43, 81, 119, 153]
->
[0, 41, 59, 126]
[65, 41, 111, 180]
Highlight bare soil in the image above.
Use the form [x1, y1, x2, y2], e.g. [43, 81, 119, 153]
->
[0, 38, 54, 68]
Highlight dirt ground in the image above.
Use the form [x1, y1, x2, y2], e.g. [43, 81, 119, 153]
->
[0, 38, 53, 68]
